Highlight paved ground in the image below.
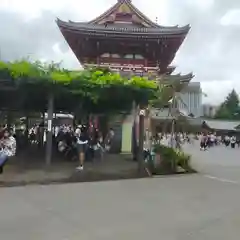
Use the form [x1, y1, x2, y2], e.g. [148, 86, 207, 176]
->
[184, 142, 240, 183]
[0, 154, 138, 185]
[1, 144, 240, 240]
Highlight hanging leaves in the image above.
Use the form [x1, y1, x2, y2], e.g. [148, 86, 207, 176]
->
[0, 59, 158, 113]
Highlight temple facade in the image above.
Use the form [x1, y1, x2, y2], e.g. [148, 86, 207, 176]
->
[56, 0, 194, 153]
[57, 0, 191, 77]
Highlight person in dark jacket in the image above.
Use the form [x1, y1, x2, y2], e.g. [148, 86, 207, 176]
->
[75, 126, 88, 170]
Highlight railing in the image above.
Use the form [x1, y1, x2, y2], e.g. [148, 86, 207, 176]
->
[83, 63, 159, 74]
[99, 58, 145, 66]
[82, 57, 158, 68]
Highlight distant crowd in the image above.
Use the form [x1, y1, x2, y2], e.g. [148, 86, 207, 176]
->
[199, 133, 239, 150]
[149, 132, 240, 151]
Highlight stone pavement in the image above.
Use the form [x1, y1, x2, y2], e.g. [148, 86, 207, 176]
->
[184, 142, 240, 182]
[1, 144, 240, 239]
[1, 175, 240, 240]
[0, 143, 196, 187]
[0, 153, 139, 187]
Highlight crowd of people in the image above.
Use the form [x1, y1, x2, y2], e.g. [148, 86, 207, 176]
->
[29, 124, 115, 170]
[1, 121, 240, 174]
[199, 133, 240, 150]
[151, 132, 194, 149]
[0, 123, 115, 174]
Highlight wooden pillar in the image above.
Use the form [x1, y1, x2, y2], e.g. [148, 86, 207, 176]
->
[6, 110, 12, 129]
[40, 111, 45, 148]
[45, 93, 54, 166]
[97, 41, 100, 64]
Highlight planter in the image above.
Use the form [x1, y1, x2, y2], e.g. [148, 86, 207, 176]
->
[154, 153, 162, 167]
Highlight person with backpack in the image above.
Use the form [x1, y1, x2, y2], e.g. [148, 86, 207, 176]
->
[75, 126, 89, 171]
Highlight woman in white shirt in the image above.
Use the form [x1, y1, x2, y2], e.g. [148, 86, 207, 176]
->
[0, 129, 16, 174]
[230, 136, 236, 149]
[75, 126, 88, 171]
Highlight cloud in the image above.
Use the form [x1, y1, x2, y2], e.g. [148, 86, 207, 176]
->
[220, 9, 240, 26]
[0, 0, 240, 104]
[201, 80, 240, 104]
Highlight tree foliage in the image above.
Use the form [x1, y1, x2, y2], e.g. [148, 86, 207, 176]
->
[215, 89, 240, 119]
[149, 76, 189, 109]
[0, 60, 158, 114]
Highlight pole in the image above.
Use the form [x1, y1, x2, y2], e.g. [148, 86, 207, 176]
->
[170, 90, 176, 148]
[145, 108, 151, 151]
[138, 108, 145, 172]
[25, 113, 29, 147]
[132, 101, 137, 161]
[45, 93, 54, 166]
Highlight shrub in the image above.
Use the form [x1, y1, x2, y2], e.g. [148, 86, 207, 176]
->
[152, 144, 195, 174]
[175, 150, 195, 173]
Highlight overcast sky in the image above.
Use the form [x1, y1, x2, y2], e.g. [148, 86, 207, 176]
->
[0, 0, 240, 104]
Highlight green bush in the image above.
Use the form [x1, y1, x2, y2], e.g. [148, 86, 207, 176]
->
[175, 150, 195, 173]
[152, 144, 195, 174]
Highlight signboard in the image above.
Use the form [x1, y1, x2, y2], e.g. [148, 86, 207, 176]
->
[47, 120, 52, 132]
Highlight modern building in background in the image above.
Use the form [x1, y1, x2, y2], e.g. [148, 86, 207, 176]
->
[151, 82, 203, 120]
[177, 82, 202, 117]
[202, 104, 219, 118]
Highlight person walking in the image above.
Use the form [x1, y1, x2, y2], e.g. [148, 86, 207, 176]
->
[75, 126, 89, 171]
[230, 136, 236, 149]
[200, 134, 207, 151]
[224, 135, 230, 147]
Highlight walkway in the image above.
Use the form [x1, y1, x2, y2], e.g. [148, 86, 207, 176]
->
[0, 153, 138, 186]
[1, 143, 240, 239]
[184, 143, 240, 183]
[1, 174, 240, 240]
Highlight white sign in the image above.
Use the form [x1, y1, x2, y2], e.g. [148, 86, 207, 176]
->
[47, 120, 52, 132]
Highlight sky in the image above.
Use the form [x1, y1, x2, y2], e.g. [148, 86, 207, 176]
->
[0, 0, 240, 105]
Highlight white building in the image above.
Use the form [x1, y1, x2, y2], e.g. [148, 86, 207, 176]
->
[177, 82, 202, 117]
[202, 104, 219, 118]
[149, 82, 203, 120]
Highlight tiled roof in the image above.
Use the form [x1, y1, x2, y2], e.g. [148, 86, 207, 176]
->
[57, 19, 190, 36]
[203, 120, 240, 131]
[89, 0, 165, 27]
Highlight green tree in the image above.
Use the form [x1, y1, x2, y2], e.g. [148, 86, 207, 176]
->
[0, 59, 158, 114]
[215, 89, 240, 119]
